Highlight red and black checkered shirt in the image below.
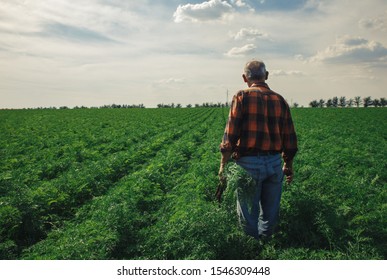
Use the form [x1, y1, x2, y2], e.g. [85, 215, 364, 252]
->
[220, 82, 298, 163]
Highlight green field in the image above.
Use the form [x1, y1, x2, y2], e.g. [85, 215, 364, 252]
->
[0, 108, 386, 260]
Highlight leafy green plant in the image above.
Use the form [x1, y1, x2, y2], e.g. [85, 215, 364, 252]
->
[0, 107, 385, 260]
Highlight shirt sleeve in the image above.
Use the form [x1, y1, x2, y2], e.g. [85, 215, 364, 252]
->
[220, 92, 244, 153]
[281, 102, 298, 163]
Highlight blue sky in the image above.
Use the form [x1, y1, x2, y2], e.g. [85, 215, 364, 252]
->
[1, 0, 386, 108]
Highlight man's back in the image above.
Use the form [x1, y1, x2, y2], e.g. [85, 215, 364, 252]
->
[221, 82, 297, 160]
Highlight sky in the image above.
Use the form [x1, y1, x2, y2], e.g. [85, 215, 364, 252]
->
[1, 0, 386, 108]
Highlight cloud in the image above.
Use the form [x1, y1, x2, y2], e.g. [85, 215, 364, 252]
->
[232, 27, 268, 41]
[172, 0, 317, 24]
[310, 36, 387, 65]
[230, 0, 255, 11]
[242, 0, 311, 11]
[359, 16, 386, 32]
[0, 0, 146, 42]
[156, 77, 186, 84]
[2, 0, 387, 109]
[173, 0, 234, 23]
[225, 43, 256, 57]
[232, 0, 249, 8]
[271, 70, 305, 76]
[342, 37, 368, 46]
[152, 77, 187, 90]
[42, 23, 116, 43]
[302, 0, 325, 11]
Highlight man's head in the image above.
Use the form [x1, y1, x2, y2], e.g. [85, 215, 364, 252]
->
[243, 60, 269, 84]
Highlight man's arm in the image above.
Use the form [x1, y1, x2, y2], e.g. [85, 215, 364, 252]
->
[218, 92, 243, 179]
[282, 102, 298, 184]
[218, 151, 232, 180]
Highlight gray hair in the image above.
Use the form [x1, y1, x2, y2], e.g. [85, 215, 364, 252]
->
[244, 60, 266, 81]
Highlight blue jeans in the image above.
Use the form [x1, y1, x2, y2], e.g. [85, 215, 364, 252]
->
[235, 154, 283, 240]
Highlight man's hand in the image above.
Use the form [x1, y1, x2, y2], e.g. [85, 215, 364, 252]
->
[218, 164, 226, 183]
[283, 162, 294, 184]
[216, 163, 227, 202]
[217, 152, 231, 202]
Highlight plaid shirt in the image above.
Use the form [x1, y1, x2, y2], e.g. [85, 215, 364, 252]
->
[220, 82, 298, 163]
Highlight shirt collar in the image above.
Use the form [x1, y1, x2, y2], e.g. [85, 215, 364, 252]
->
[250, 82, 270, 89]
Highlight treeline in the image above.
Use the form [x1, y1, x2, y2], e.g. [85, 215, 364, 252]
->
[12, 104, 146, 110]
[157, 102, 229, 108]
[5, 97, 387, 110]
[307, 96, 386, 108]
[10, 102, 230, 110]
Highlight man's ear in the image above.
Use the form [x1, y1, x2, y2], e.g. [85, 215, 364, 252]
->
[242, 74, 248, 83]
[265, 71, 269, 80]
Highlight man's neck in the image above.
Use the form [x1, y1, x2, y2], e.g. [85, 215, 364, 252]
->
[248, 81, 266, 87]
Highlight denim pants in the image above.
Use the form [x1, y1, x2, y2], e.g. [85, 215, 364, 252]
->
[235, 154, 283, 240]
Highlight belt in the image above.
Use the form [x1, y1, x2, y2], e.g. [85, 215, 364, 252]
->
[242, 151, 280, 157]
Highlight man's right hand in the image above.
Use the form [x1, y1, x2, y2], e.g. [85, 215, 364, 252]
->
[283, 162, 294, 184]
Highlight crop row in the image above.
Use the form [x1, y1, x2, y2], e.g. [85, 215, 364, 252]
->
[0, 108, 216, 258]
[21, 108, 226, 259]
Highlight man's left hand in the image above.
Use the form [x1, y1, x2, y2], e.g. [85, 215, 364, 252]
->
[216, 164, 227, 202]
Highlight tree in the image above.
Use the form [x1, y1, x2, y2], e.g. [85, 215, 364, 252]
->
[373, 99, 381, 107]
[332, 97, 338, 108]
[354, 96, 362, 108]
[347, 98, 354, 107]
[309, 100, 319, 108]
[363, 96, 372, 107]
[380, 98, 386, 107]
[326, 99, 333, 108]
[339, 96, 346, 108]
[318, 99, 325, 108]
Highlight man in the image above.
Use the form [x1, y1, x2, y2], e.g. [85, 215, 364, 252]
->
[219, 59, 298, 240]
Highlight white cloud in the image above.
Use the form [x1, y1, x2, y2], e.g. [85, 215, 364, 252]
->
[303, 0, 325, 11]
[230, 0, 255, 11]
[294, 54, 305, 61]
[156, 78, 186, 85]
[232, 27, 268, 41]
[271, 70, 305, 76]
[233, 0, 247, 7]
[311, 36, 387, 65]
[173, 0, 234, 23]
[0, 0, 145, 42]
[224, 43, 256, 57]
